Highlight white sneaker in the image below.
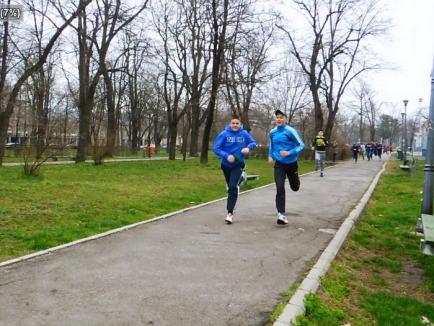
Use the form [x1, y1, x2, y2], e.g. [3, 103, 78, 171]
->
[277, 212, 288, 225]
[239, 170, 247, 186]
[225, 213, 233, 224]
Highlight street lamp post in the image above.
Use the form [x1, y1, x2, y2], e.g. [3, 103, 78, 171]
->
[419, 98, 423, 153]
[389, 120, 393, 146]
[403, 99, 409, 162]
[400, 112, 405, 159]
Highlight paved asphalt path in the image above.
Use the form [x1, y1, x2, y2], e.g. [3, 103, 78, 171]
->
[0, 158, 385, 326]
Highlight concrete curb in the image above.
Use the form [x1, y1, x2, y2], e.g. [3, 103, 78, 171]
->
[273, 159, 388, 326]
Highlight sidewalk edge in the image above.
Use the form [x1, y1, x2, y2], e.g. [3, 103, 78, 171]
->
[273, 159, 388, 326]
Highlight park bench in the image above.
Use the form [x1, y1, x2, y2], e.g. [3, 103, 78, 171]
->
[400, 157, 416, 175]
[240, 170, 259, 186]
[245, 174, 259, 181]
[417, 214, 434, 256]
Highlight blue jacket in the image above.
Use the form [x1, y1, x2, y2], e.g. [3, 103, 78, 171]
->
[268, 125, 305, 164]
[213, 126, 257, 168]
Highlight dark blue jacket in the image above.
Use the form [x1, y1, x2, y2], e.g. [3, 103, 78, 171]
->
[213, 126, 256, 168]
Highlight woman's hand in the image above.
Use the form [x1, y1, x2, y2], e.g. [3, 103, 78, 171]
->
[279, 150, 290, 157]
[268, 156, 275, 165]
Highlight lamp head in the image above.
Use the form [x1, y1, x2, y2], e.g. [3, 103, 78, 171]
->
[403, 99, 409, 107]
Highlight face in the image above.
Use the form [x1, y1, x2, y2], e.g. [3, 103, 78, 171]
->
[318, 130, 324, 136]
[230, 118, 241, 131]
[275, 114, 286, 126]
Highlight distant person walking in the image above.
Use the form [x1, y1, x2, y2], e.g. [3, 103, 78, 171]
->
[376, 143, 383, 160]
[268, 109, 305, 225]
[351, 143, 360, 163]
[359, 144, 365, 160]
[311, 129, 328, 177]
[365, 142, 373, 161]
[213, 115, 256, 224]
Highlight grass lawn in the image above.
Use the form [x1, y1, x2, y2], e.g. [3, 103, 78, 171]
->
[290, 159, 434, 326]
[0, 156, 313, 262]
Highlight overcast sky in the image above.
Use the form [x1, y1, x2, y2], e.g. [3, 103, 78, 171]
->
[273, 0, 434, 118]
[367, 0, 434, 117]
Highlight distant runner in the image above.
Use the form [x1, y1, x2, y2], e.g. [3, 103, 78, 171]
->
[312, 128, 328, 177]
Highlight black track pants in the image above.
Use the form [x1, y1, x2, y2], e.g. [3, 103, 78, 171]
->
[274, 161, 300, 214]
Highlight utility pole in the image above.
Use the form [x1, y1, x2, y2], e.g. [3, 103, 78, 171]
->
[403, 99, 409, 162]
[421, 60, 434, 215]
[419, 55, 434, 255]
[401, 112, 405, 160]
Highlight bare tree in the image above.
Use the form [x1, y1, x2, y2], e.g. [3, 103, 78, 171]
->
[97, 1, 149, 157]
[276, 1, 328, 134]
[173, 0, 212, 157]
[0, 0, 93, 166]
[277, 0, 388, 139]
[119, 29, 149, 154]
[55, 0, 148, 162]
[321, 0, 387, 139]
[351, 81, 381, 142]
[366, 97, 381, 141]
[377, 113, 398, 146]
[151, 0, 213, 159]
[28, 59, 56, 158]
[152, 1, 188, 160]
[263, 56, 310, 124]
[224, 18, 274, 132]
[200, 0, 229, 164]
[407, 108, 423, 153]
[148, 77, 167, 151]
[20, 0, 60, 158]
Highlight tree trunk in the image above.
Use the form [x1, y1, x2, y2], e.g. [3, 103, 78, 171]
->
[189, 94, 200, 157]
[0, 0, 92, 165]
[0, 114, 8, 164]
[76, 101, 91, 161]
[310, 82, 323, 133]
[324, 110, 336, 141]
[370, 126, 375, 142]
[200, 0, 228, 164]
[168, 120, 177, 160]
[103, 68, 116, 157]
[35, 68, 49, 159]
[182, 113, 190, 161]
[75, 5, 91, 162]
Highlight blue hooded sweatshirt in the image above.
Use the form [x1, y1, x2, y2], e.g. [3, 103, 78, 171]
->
[268, 125, 305, 164]
[213, 125, 257, 168]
